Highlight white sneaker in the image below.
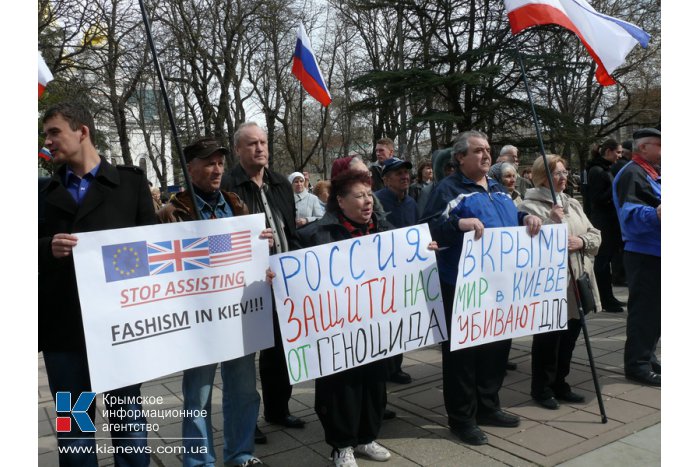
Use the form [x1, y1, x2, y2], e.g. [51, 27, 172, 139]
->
[331, 447, 357, 467]
[355, 441, 391, 461]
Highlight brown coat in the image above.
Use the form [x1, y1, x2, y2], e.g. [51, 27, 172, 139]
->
[157, 190, 248, 223]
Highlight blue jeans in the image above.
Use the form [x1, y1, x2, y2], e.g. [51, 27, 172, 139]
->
[43, 351, 150, 467]
[182, 353, 259, 466]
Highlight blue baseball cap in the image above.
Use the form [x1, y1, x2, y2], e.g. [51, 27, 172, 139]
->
[381, 157, 412, 176]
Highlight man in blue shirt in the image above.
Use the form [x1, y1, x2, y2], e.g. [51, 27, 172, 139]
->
[39, 102, 156, 467]
[374, 157, 418, 385]
[158, 137, 270, 467]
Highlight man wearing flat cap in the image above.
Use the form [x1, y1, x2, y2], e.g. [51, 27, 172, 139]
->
[613, 128, 661, 387]
[158, 136, 271, 467]
[374, 157, 418, 386]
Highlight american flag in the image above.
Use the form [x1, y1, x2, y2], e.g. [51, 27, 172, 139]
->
[209, 230, 252, 267]
[148, 237, 210, 275]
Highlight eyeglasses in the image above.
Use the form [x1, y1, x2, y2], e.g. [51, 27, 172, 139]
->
[552, 170, 569, 178]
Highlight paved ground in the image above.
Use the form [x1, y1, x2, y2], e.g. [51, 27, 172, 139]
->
[38, 285, 660, 466]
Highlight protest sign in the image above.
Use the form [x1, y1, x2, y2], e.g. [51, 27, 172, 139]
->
[72, 214, 272, 393]
[269, 224, 447, 384]
[451, 224, 569, 351]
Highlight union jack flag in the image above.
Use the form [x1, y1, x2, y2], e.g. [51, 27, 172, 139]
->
[209, 231, 252, 267]
[148, 237, 209, 275]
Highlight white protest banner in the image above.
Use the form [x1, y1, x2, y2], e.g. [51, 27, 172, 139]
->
[451, 224, 569, 351]
[269, 224, 448, 384]
[73, 213, 272, 393]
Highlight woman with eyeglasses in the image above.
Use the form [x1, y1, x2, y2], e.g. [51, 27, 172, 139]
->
[297, 168, 438, 466]
[519, 155, 602, 410]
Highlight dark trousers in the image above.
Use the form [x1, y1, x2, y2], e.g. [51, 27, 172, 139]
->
[43, 351, 149, 467]
[623, 251, 661, 375]
[387, 354, 404, 376]
[440, 281, 511, 429]
[530, 319, 583, 398]
[593, 223, 623, 304]
[611, 246, 626, 284]
[259, 317, 293, 420]
[315, 361, 386, 448]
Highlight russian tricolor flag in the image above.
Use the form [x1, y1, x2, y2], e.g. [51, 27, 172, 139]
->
[292, 24, 332, 107]
[504, 0, 650, 86]
[39, 147, 53, 161]
[39, 51, 54, 98]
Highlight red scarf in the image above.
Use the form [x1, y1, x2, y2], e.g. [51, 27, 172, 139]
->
[337, 212, 376, 238]
[632, 154, 660, 181]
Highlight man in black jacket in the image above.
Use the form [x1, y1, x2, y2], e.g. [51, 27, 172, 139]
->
[39, 102, 155, 466]
[221, 122, 306, 438]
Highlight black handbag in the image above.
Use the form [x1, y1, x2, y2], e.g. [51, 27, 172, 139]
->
[575, 271, 596, 315]
[569, 250, 596, 315]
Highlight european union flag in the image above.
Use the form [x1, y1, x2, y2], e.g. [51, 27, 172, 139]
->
[102, 241, 150, 283]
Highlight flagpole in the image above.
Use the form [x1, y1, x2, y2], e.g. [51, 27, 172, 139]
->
[515, 46, 608, 424]
[138, 0, 201, 220]
[299, 81, 304, 169]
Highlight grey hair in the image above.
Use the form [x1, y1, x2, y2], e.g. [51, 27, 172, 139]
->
[233, 122, 262, 148]
[500, 144, 518, 156]
[500, 162, 517, 176]
[488, 162, 517, 183]
[451, 130, 488, 161]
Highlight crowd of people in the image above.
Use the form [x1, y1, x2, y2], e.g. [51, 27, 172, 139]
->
[39, 100, 660, 467]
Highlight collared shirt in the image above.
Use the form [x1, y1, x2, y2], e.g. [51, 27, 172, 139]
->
[192, 190, 233, 220]
[64, 163, 100, 206]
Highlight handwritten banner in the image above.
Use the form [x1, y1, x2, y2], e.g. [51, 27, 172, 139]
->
[270, 224, 447, 383]
[73, 214, 272, 393]
[451, 224, 569, 351]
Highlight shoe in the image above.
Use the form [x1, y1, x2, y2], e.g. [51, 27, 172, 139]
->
[264, 414, 305, 428]
[254, 425, 267, 444]
[601, 299, 625, 313]
[331, 447, 357, 467]
[389, 370, 412, 384]
[450, 425, 488, 445]
[506, 361, 517, 370]
[651, 361, 661, 374]
[626, 371, 661, 387]
[556, 390, 585, 403]
[476, 410, 520, 427]
[534, 396, 560, 410]
[355, 441, 391, 461]
[383, 409, 396, 420]
[233, 457, 269, 467]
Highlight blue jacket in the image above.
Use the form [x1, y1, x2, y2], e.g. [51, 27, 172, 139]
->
[423, 172, 527, 285]
[374, 188, 418, 228]
[613, 160, 661, 257]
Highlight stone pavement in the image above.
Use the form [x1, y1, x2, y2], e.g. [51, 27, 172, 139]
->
[38, 285, 660, 466]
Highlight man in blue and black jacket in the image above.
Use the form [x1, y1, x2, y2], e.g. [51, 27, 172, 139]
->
[613, 128, 661, 387]
[423, 130, 542, 446]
